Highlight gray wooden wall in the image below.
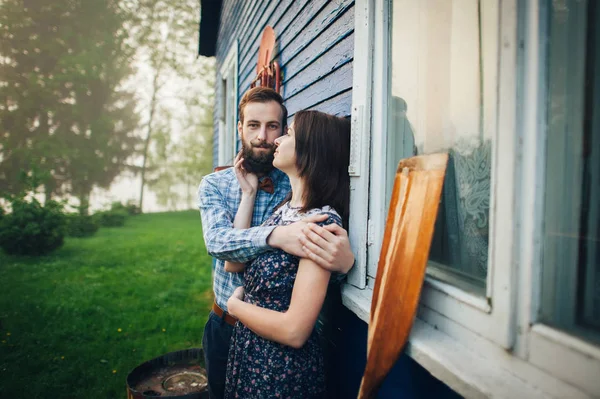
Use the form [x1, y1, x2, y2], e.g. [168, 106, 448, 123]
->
[213, 0, 355, 168]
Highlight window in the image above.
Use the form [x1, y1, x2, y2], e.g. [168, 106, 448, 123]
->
[347, 0, 515, 351]
[386, 0, 498, 295]
[217, 42, 238, 166]
[345, 0, 600, 396]
[540, 0, 600, 344]
[521, 2, 600, 395]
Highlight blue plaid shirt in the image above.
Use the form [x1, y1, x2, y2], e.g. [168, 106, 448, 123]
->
[197, 167, 291, 311]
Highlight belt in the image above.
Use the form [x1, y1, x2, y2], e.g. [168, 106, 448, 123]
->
[212, 301, 237, 326]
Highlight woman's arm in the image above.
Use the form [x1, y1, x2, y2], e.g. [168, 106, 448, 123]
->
[223, 193, 256, 272]
[227, 257, 331, 348]
[224, 154, 258, 273]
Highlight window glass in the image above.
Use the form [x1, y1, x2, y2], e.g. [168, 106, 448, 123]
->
[388, 0, 498, 293]
[541, 0, 600, 340]
[217, 48, 238, 167]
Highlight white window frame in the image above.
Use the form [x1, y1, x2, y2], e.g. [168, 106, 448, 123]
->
[342, 0, 600, 397]
[346, 0, 516, 348]
[217, 41, 238, 166]
[346, 0, 374, 290]
[514, 0, 600, 396]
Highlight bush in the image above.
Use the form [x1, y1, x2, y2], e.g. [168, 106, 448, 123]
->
[110, 201, 127, 212]
[65, 213, 99, 238]
[125, 201, 141, 216]
[111, 201, 141, 216]
[94, 209, 127, 227]
[0, 198, 66, 256]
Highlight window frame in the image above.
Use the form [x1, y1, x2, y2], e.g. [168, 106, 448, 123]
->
[514, 0, 600, 395]
[343, 0, 600, 396]
[352, 0, 517, 349]
[346, 0, 374, 289]
[217, 41, 238, 166]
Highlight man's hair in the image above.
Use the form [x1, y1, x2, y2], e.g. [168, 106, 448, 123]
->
[238, 86, 288, 126]
[293, 110, 351, 229]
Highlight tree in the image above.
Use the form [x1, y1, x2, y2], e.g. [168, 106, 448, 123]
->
[147, 88, 214, 209]
[125, 0, 215, 211]
[0, 0, 141, 212]
[0, 0, 70, 197]
[0, 0, 214, 212]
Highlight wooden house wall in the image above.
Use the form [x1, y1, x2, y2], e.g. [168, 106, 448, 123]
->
[207, 3, 461, 397]
[212, 0, 355, 168]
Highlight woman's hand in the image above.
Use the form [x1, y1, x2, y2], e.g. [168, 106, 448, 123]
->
[234, 152, 258, 195]
[227, 286, 245, 316]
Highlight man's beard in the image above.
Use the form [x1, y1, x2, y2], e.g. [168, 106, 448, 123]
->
[241, 140, 275, 174]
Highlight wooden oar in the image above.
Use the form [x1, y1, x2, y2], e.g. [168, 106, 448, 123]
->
[358, 153, 448, 399]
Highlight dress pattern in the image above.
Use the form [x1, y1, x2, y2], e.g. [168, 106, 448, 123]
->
[224, 203, 341, 399]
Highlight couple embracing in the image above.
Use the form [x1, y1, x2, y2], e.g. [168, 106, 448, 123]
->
[198, 86, 354, 399]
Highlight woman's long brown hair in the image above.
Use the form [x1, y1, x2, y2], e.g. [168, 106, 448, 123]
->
[291, 110, 351, 229]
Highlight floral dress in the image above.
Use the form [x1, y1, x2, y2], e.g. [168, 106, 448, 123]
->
[224, 203, 342, 399]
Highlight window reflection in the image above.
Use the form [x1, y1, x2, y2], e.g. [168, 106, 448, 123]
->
[388, 0, 498, 292]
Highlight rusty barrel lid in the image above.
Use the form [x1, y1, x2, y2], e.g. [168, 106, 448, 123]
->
[126, 348, 208, 399]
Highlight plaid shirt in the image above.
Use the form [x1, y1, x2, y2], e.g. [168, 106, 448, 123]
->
[197, 167, 291, 311]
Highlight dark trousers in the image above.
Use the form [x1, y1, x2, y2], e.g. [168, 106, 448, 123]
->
[202, 311, 234, 399]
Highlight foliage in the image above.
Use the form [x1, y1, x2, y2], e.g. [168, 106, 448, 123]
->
[127, 0, 215, 211]
[125, 201, 142, 215]
[94, 209, 128, 227]
[65, 213, 99, 238]
[0, 197, 66, 255]
[110, 200, 141, 216]
[0, 0, 215, 213]
[110, 201, 127, 212]
[0, 0, 141, 208]
[0, 211, 213, 398]
[147, 96, 214, 210]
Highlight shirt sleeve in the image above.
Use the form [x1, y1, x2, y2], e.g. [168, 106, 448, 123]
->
[197, 176, 276, 263]
[315, 210, 348, 285]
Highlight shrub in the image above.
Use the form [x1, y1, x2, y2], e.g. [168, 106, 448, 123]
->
[111, 201, 141, 216]
[65, 213, 99, 238]
[110, 201, 127, 212]
[124, 201, 141, 216]
[0, 197, 66, 256]
[94, 209, 127, 227]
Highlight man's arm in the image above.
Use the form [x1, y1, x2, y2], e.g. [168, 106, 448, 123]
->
[199, 176, 354, 270]
[198, 176, 275, 263]
[267, 221, 355, 274]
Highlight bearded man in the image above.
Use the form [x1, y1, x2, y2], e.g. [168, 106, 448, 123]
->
[197, 87, 355, 399]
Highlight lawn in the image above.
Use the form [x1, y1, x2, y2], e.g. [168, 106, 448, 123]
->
[0, 210, 214, 398]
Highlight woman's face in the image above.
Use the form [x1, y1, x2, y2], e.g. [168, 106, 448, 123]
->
[273, 122, 297, 173]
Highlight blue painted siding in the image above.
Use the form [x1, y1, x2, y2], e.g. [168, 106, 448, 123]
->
[213, 0, 355, 169]
[332, 305, 463, 399]
[238, 0, 354, 117]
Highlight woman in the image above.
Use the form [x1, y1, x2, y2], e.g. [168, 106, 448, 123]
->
[223, 110, 351, 398]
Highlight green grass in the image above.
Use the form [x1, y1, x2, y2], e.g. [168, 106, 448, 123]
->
[0, 210, 214, 398]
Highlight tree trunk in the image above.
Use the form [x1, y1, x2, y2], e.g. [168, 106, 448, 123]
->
[138, 33, 170, 212]
[43, 183, 54, 205]
[138, 113, 154, 212]
[78, 193, 90, 216]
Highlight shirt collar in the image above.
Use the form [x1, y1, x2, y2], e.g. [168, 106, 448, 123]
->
[263, 167, 287, 186]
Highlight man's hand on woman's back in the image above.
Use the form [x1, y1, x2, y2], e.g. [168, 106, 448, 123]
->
[300, 222, 354, 274]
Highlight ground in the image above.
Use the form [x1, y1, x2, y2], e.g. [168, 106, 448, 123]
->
[0, 210, 213, 398]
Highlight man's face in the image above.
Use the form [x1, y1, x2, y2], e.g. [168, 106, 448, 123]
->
[238, 101, 284, 174]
